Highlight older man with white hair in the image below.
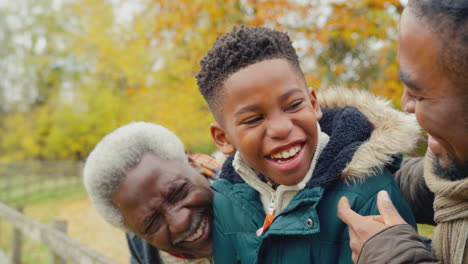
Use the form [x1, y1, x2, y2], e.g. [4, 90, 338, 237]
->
[84, 122, 220, 264]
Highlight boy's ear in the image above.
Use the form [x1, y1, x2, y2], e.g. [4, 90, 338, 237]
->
[308, 87, 323, 120]
[210, 123, 236, 155]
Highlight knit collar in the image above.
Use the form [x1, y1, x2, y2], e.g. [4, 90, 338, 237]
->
[161, 251, 212, 263]
[424, 149, 468, 264]
[424, 149, 468, 220]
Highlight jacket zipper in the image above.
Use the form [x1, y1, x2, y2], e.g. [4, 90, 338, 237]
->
[256, 192, 276, 236]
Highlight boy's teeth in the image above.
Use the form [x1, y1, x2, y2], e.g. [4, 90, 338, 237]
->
[270, 145, 300, 159]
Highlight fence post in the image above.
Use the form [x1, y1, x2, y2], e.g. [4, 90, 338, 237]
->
[4, 177, 10, 204]
[11, 206, 23, 264]
[49, 220, 68, 264]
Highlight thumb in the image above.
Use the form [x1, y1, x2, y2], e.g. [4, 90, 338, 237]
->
[377, 191, 406, 225]
[337, 196, 361, 226]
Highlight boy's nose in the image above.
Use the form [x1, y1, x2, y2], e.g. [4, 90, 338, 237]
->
[401, 89, 415, 113]
[266, 116, 292, 139]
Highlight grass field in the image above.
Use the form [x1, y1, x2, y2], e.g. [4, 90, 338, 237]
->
[0, 187, 130, 263]
[0, 176, 81, 206]
[0, 160, 129, 263]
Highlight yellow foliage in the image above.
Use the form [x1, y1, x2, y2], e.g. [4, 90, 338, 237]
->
[0, 0, 407, 161]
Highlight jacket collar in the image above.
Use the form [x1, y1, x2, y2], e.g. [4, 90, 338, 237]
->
[317, 88, 421, 183]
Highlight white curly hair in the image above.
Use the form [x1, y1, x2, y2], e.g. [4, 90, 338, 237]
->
[83, 121, 187, 231]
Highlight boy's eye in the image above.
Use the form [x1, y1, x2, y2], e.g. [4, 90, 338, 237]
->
[285, 100, 303, 111]
[242, 116, 263, 125]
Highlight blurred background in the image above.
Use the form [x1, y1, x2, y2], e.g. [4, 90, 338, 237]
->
[0, 0, 431, 263]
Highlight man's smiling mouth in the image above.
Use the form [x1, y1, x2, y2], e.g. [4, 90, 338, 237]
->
[173, 212, 209, 245]
[182, 217, 206, 242]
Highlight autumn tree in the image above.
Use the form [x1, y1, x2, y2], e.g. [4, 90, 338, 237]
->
[0, 0, 407, 161]
[0, 0, 82, 160]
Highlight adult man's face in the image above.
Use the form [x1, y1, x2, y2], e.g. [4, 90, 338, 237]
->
[399, 8, 468, 176]
[112, 152, 213, 257]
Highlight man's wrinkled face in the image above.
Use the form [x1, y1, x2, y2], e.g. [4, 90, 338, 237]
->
[399, 8, 468, 179]
[112, 152, 213, 257]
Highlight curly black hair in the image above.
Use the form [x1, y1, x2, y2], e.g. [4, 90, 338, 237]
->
[196, 26, 304, 117]
[408, 0, 468, 85]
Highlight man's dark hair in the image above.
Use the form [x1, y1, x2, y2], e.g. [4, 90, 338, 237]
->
[408, 0, 468, 85]
[196, 26, 304, 116]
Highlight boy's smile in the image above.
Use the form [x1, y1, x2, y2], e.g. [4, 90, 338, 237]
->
[265, 141, 306, 173]
[211, 59, 322, 186]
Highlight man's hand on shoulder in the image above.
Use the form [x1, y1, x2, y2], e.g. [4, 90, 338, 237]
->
[337, 191, 407, 263]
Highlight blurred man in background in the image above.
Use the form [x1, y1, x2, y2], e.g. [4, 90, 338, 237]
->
[338, 1, 468, 263]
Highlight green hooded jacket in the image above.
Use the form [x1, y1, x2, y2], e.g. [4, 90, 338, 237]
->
[211, 89, 421, 264]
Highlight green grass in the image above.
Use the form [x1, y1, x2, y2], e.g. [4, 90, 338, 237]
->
[417, 223, 436, 238]
[11, 181, 82, 206]
[0, 175, 81, 206]
[0, 187, 87, 264]
[0, 162, 90, 263]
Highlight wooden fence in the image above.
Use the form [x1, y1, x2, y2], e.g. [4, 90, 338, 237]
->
[0, 161, 83, 205]
[0, 203, 118, 264]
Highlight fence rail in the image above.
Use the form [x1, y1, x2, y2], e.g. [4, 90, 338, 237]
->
[0, 161, 83, 205]
[0, 202, 117, 264]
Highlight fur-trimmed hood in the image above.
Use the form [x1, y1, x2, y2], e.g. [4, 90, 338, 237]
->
[219, 87, 421, 187]
[318, 88, 421, 182]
